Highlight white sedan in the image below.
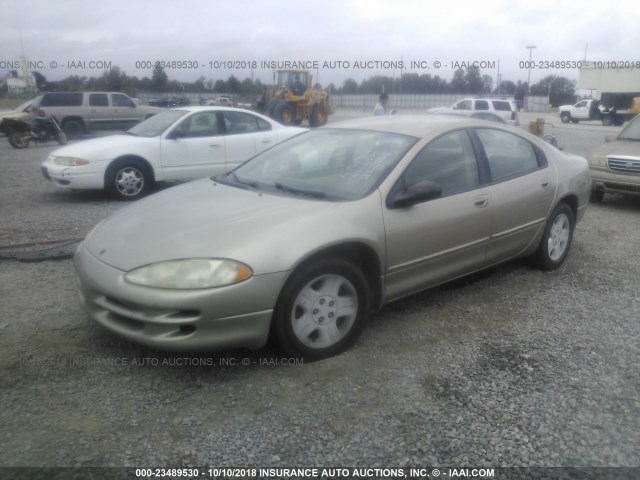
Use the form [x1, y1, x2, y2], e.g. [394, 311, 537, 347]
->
[41, 107, 306, 200]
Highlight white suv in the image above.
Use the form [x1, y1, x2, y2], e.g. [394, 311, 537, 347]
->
[428, 98, 519, 126]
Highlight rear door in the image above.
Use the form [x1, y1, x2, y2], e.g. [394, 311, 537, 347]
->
[382, 129, 492, 300]
[473, 128, 556, 264]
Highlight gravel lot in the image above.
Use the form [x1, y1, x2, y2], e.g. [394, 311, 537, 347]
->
[0, 111, 639, 478]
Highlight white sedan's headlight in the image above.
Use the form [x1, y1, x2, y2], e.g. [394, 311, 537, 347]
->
[124, 258, 252, 289]
[54, 156, 90, 166]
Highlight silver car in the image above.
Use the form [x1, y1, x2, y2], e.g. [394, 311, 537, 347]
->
[75, 115, 590, 359]
[588, 113, 640, 202]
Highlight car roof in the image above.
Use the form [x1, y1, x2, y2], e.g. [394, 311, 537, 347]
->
[326, 114, 495, 138]
[168, 106, 250, 113]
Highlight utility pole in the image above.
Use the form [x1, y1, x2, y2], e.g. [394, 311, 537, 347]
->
[525, 45, 536, 111]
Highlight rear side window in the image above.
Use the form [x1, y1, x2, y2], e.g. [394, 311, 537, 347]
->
[476, 128, 543, 181]
[491, 101, 512, 111]
[41, 93, 83, 107]
[221, 111, 261, 135]
[89, 93, 109, 107]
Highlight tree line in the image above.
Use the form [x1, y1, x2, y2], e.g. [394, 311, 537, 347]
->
[12, 62, 578, 106]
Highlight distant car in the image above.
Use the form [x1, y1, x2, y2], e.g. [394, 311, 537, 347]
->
[428, 98, 519, 126]
[587, 113, 640, 202]
[432, 111, 507, 124]
[74, 115, 590, 360]
[31, 91, 163, 136]
[205, 96, 236, 107]
[42, 107, 306, 200]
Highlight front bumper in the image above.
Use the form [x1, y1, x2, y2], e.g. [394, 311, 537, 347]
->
[41, 158, 106, 190]
[74, 243, 289, 352]
[590, 167, 640, 197]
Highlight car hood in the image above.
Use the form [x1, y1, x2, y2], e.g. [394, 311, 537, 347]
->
[84, 178, 385, 274]
[50, 134, 155, 160]
[589, 139, 640, 158]
[427, 107, 449, 113]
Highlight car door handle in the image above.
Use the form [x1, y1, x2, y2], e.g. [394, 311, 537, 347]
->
[474, 195, 489, 208]
[541, 178, 551, 188]
[209, 143, 222, 148]
[262, 139, 272, 144]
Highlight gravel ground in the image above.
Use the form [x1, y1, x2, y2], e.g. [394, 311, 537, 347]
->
[0, 113, 639, 478]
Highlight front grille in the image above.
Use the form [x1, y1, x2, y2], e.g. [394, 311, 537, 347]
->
[608, 156, 640, 174]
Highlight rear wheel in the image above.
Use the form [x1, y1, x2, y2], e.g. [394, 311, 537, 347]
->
[602, 115, 613, 126]
[106, 160, 152, 201]
[273, 258, 371, 360]
[533, 203, 574, 270]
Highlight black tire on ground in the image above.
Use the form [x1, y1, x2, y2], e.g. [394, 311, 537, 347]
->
[309, 104, 328, 127]
[613, 117, 624, 126]
[533, 203, 574, 271]
[8, 130, 30, 148]
[266, 98, 280, 117]
[62, 119, 84, 137]
[560, 112, 571, 124]
[273, 258, 371, 360]
[570, 118, 579, 124]
[602, 116, 613, 126]
[273, 102, 295, 125]
[105, 160, 152, 201]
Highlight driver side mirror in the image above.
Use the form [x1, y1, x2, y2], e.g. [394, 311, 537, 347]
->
[389, 180, 442, 208]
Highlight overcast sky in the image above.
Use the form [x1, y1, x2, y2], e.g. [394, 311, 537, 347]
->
[1, 0, 639, 90]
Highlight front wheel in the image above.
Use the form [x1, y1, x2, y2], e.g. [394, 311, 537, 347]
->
[273, 258, 371, 360]
[8, 130, 30, 148]
[106, 161, 152, 201]
[533, 204, 574, 271]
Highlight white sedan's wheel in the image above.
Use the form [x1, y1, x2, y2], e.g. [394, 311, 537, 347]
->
[106, 161, 152, 201]
[274, 258, 370, 359]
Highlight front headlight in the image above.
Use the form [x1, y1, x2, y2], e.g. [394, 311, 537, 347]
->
[54, 156, 90, 166]
[588, 154, 607, 167]
[124, 258, 253, 289]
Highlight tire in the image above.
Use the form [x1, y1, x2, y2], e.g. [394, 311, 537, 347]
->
[266, 97, 280, 117]
[106, 160, 152, 201]
[601, 116, 613, 126]
[590, 189, 604, 203]
[62, 119, 84, 138]
[533, 203, 574, 271]
[273, 258, 371, 360]
[8, 130, 30, 149]
[560, 112, 570, 124]
[273, 102, 295, 125]
[614, 117, 624, 126]
[309, 104, 327, 127]
[570, 118, 579, 124]
[55, 130, 68, 145]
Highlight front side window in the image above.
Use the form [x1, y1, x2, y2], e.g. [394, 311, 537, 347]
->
[112, 94, 135, 108]
[454, 100, 472, 110]
[402, 130, 480, 197]
[174, 112, 219, 138]
[476, 128, 543, 181]
[475, 100, 489, 111]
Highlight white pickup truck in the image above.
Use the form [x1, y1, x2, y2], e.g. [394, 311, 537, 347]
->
[558, 99, 636, 126]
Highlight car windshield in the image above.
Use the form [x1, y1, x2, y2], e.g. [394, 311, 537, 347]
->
[617, 116, 640, 141]
[127, 110, 188, 137]
[224, 129, 417, 201]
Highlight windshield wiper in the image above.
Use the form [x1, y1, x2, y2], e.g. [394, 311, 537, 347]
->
[274, 182, 328, 199]
[220, 171, 259, 189]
